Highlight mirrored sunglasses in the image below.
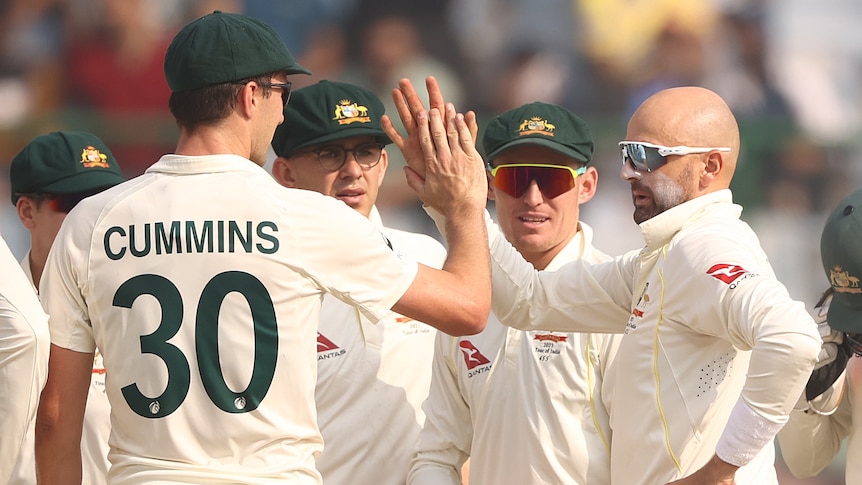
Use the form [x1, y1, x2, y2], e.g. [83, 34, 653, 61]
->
[490, 163, 586, 199]
[619, 141, 731, 173]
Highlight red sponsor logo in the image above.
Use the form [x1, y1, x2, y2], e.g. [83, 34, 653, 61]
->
[459, 341, 491, 370]
[394, 316, 414, 324]
[534, 334, 568, 343]
[632, 309, 644, 318]
[317, 333, 339, 352]
[707, 263, 750, 284]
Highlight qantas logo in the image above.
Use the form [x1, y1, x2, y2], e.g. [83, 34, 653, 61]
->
[317, 333, 339, 352]
[707, 264, 750, 284]
[459, 341, 491, 370]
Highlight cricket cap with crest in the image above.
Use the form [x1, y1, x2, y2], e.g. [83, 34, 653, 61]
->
[10, 131, 125, 204]
[271, 80, 391, 157]
[821, 186, 862, 333]
[164, 10, 311, 92]
[482, 101, 594, 164]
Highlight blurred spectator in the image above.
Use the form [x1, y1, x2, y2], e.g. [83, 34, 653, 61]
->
[63, 0, 179, 176]
[765, 0, 862, 145]
[350, 11, 465, 237]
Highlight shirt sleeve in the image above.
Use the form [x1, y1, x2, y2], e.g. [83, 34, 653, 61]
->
[407, 334, 471, 485]
[487, 230, 635, 334]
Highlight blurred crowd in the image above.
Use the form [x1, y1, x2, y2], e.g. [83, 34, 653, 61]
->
[0, 1, 860, 481]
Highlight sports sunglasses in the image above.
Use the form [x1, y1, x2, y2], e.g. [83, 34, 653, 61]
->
[619, 141, 731, 173]
[489, 163, 587, 199]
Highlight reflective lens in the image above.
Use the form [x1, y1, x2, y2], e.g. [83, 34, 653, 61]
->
[619, 141, 731, 173]
[490, 164, 586, 199]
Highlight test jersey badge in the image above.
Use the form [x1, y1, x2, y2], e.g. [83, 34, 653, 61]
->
[333, 99, 371, 125]
[81, 146, 110, 168]
[830, 265, 862, 294]
[517, 117, 556, 137]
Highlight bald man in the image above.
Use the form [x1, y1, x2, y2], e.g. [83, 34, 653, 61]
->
[385, 80, 822, 485]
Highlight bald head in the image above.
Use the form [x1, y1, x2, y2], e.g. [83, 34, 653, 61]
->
[627, 86, 740, 188]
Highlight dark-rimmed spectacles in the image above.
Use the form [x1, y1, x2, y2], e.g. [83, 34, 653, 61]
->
[297, 143, 385, 171]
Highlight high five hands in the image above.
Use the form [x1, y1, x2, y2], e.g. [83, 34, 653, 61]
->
[381, 76, 487, 218]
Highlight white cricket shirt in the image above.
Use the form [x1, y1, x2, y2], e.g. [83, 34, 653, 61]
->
[314, 206, 446, 485]
[40, 155, 417, 484]
[484, 190, 820, 484]
[10, 251, 111, 485]
[0, 235, 49, 485]
[408, 223, 622, 485]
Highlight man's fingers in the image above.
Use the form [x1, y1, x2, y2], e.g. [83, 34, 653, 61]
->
[381, 115, 405, 150]
[426, 76, 444, 114]
[391, 88, 414, 130]
[415, 109, 436, 176]
[465, 111, 479, 143]
[429, 107, 452, 165]
[403, 166, 426, 195]
[399, 78, 426, 120]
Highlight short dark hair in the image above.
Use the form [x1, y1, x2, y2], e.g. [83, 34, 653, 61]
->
[168, 73, 275, 129]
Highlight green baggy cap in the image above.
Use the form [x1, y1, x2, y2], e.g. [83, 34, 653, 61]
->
[821, 186, 862, 333]
[164, 10, 311, 92]
[10, 131, 125, 204]
[271, 80, 391, 157]
[482, 101, 594, 163]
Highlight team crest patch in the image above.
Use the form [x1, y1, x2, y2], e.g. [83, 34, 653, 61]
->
[333, 99, 371, 125]
[81, 146, 110, 168]
[518, 117, 556, 137]
[830, 265, 862, 294]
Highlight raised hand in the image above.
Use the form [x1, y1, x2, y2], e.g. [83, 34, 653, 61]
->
[382, 76, 478, 183]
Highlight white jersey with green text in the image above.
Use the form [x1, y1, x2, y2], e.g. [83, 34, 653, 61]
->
[315, 207, 446, 485]
[40, 155, 418, 485]
[409, 223, 621, 485]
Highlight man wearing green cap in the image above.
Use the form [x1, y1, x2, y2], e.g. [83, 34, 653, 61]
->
[270, 80, 446, 485]
[778, 186, 862, 484]
[388, 78, 822, 485]
[35, 12, 491, 485]
[10, 130, 124, 485]
[408, 102, 621, 484]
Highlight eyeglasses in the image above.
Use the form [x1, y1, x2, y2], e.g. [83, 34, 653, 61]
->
[489, 163, 587, 199]
[619, 141, 731, 173]
[297, 143, 386, 171]
[846, 333, 862, 357]
[233, 79, 293, 106]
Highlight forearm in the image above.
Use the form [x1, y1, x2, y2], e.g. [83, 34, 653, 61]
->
[777, 392, 851, 478]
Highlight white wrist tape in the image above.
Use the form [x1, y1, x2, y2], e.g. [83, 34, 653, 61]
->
[715, 399, 785, 467]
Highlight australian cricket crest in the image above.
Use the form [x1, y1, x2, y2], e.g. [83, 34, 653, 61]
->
[333, 99, 371, 125]
[81, 146, 110, 168]
[518, 117, 556, 137]
[830, 265, 862, 294]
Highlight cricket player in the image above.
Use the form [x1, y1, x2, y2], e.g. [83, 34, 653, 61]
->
[0, 233, 49, 485]
[408, 102, 621, 484]
[34, 11, 490, 485]
[386, 79, 821, 485]
[270, 80, 445, 484]
[9, 131, 124, 484]
[778, 186, 862, 483]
